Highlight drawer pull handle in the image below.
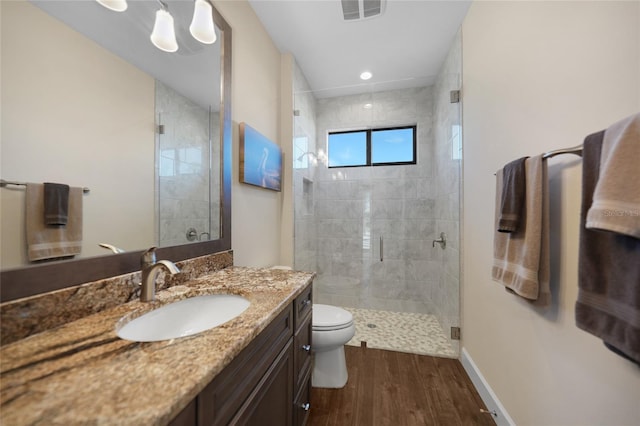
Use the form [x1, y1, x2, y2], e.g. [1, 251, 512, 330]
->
[302, 344, 311, 352]
[301, 402, 310, 411]
[301, 299, 311, 307]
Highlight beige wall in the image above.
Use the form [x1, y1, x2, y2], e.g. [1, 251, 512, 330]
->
[461, 1, 640, 425]
[213, 1, 284, 267]
[1, 1, 155, 268]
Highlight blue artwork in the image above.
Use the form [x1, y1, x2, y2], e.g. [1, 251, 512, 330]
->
[240, 123, 282, 191]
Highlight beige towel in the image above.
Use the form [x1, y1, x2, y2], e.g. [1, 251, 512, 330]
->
[26, 183, 83, 261]
[492, 155, 550, 306]
[586, 113, 640, 238]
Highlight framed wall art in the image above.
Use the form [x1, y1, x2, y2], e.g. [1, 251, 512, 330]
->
[239, 122, 282, 191]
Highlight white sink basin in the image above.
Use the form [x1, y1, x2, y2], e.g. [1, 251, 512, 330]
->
[116, 294, 250, 342]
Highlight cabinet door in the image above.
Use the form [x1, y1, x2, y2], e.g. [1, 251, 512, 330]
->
[198, 306, 293, 425]
[232, 339, 294, 426]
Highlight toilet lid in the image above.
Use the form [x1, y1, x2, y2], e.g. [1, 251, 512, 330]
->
[313, 304, 354, 330]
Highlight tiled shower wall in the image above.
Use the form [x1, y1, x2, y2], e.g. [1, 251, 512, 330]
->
[156, 81, 220, 247]
[311, 87, 439, 314]
[432, 31, 462, 352]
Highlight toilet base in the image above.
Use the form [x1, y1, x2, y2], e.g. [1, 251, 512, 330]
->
[312, 346, 348, 388]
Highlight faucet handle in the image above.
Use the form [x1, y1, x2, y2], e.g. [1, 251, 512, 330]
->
[141, 246, 157, 267]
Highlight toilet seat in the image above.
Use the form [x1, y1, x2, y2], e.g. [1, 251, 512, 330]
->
[313, 304, 354, 331]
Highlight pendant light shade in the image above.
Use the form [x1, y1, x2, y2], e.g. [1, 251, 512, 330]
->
[189, 0, 217, 44]
[150, 9, 178, 53]
[96, 0, 128, 12]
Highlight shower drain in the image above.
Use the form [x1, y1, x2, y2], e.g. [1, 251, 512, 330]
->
[366, 323, 377, 328]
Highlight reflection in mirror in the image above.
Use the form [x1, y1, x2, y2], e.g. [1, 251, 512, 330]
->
[0, 0, 231, 301]
[1, 0, 223, 270]
[156, 81, 220, 247]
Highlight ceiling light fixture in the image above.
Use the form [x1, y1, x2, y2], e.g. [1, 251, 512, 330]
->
[190, 0, 217, 44]
[150, 2, 178, 53]
[97, 0, 218, 53]
[96, 0, 128, 12]
[360, 71, 373, 80]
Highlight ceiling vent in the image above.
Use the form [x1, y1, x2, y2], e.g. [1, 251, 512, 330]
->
[341, 0, 386, 21]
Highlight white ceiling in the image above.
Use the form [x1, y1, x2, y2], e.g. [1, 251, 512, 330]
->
[249, 0, 471, 98]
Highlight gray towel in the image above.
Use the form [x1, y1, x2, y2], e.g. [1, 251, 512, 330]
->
[44, 182, 70, 226]
[576, 131, 640, 365]
[498, 156, 528, 233]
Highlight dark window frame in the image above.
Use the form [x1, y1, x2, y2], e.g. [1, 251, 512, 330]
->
[327, 125, 417, 168]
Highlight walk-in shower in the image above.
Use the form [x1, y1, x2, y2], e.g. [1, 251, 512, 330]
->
[292, 34, 462, 358]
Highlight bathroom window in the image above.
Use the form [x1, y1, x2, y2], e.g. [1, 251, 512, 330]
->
[327, 125, 416, 168]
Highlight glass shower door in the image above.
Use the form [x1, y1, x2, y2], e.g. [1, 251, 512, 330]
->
[156, 81, 218, 247]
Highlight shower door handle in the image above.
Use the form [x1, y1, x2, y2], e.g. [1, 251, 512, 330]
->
[380, 236, 383, 262]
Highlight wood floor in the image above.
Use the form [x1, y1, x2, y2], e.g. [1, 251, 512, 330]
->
[307, 346, 496, 426]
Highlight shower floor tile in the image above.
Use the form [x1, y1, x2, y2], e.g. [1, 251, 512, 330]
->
[341, 307, 456, 358]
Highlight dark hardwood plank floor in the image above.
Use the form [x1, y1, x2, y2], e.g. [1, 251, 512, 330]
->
[307, 346, 496, 426]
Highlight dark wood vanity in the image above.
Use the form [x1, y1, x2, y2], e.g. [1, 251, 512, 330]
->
[170, 282, 313, 426]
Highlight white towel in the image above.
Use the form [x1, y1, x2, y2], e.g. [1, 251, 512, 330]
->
[492, 155, 551, 306]
[26, 183, 83, 261]
[586, 113, 640, 238]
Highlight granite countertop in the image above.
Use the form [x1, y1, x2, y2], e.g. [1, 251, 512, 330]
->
[0, 267, 314, 425]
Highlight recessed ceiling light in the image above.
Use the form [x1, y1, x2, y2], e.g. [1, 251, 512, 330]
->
[363, 103, 373, 109]
[360, 71, 372, 81]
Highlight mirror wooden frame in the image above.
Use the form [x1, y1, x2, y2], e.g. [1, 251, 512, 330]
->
[0, 5, 232, 304]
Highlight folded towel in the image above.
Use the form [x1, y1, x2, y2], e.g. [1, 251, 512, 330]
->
[586, 113, 640, 238]
[498, 156, 529, 232]
[492, 155, 550, 306]
[576, 130, 640, 365]
[26, 183, 83, 261]
[43, 182, 70, 226]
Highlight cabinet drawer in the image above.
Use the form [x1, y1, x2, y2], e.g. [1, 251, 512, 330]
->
[198, 305, 293, 425]
[294, 284, 312, 332]
[294, 314, 312, 391]
[293, 368, 312, 426]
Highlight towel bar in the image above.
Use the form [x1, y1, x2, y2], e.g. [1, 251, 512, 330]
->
[542, 144, 583, 159]
[0, 179, 90, 194]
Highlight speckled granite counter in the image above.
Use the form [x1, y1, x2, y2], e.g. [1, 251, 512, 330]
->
[0, 267, 314, 425]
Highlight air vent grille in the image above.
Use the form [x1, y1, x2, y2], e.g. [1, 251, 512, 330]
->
[363, 0, 382, 18]
[341, 0, 360, 20]
[341, 0, 385, 21]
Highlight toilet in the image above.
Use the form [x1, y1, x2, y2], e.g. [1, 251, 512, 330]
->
[311, 303, 355, 388]
[270, 266, 355, 388]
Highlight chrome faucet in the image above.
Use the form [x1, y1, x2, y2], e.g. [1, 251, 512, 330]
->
[140, 247, 180, 302]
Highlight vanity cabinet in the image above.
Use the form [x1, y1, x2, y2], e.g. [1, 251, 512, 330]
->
[170, 282, 312, 426]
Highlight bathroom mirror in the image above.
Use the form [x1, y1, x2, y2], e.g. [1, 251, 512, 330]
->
[0, 0, 232, 301]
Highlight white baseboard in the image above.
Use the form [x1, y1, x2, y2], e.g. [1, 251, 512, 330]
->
[461, 347, 516, 426]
